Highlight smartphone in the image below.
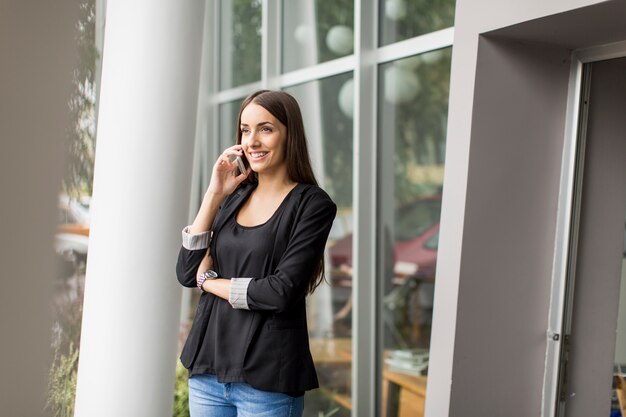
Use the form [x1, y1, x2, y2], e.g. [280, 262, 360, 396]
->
[234, 155, 248, 176]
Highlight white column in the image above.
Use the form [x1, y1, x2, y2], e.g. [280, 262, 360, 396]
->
[74, 1, 205, 416]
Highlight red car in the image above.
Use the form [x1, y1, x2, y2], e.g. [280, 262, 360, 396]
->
[329, 195, 441, 287]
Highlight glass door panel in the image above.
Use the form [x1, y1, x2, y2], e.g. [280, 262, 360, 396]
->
[282, 0, 354, 73]
[378, 0, 455, 47]
[377, 48, 451, 417]
[219, 0, 262, 89]
[286, 72, 354, 417]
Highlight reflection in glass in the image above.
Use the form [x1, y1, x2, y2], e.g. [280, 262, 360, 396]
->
[378, 48, 452, 416]
[219, 0, 262, 89]
[379, 0, 455, 46]
[286, 72, 353, 417]
[610, 217, 626, 416]
[282, 0, 354, 73]
[219, 100, 242, 151]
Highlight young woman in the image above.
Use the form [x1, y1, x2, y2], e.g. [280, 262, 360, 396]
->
[176, 90, 337, 417]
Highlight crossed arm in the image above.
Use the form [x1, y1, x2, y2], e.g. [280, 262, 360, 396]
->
[196, 253, 230, 301]
[177, 188, 337, 313]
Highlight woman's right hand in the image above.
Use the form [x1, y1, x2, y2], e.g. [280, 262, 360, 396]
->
[189, 145, 251, 235]
[206, 145, 250, 197]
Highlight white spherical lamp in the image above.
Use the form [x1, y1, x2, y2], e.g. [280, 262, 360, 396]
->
[384, 66, 420, 104]
[294, 24, 313, 45]
[338, 78, 354, 118]
[326, 25, 354, 55]
[385, 0, 407, 21]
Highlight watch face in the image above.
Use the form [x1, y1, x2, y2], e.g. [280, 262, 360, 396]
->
[204, 270, 218, 279]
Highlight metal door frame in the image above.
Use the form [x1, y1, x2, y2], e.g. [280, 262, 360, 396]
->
[542, 39, 626, 417]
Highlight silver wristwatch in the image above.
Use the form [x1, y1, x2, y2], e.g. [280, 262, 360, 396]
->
[197, 269, 218, 292]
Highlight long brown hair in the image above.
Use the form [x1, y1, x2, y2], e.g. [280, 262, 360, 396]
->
[235, 90, 325, 295]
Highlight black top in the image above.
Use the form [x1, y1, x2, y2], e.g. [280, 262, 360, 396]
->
[176, 182, 337, 394]
[188, 186, 295, 382]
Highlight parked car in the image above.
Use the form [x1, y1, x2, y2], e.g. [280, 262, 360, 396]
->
[57, 195, 90, 237]
[55, 196, 90, 269]
[329, 194, 441, 287]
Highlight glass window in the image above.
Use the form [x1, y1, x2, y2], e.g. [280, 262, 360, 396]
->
[219, 0, 262, 89]
[286, 71, 354, 416]
[218, 99, 242, 151]
[282, 0, 354, 73]
[379, 0, 455, 46]
[377, 48, 452, 416]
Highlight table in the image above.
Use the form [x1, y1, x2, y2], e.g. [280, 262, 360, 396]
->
[383, 367, 427, 417]
[310, 338, 353, 409]
[309, 339, 428, 416]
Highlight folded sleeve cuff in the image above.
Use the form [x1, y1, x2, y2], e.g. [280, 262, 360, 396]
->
[229, 277, 252, 310]
[181, 226, 211, 250]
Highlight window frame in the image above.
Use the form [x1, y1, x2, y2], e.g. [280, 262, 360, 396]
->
[195, 1, 455, 416]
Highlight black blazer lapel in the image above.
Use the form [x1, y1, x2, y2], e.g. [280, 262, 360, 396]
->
[210, 183, 256, 237]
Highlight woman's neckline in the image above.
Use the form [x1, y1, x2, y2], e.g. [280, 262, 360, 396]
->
[235, 183, 301, 229]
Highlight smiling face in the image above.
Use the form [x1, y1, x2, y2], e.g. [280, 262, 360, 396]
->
[239, 103, 288, 178]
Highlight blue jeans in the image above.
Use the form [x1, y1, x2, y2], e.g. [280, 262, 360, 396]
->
[188, 374, 304, 417]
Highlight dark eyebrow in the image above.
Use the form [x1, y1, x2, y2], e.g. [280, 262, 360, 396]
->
[240, 121, 274, 127]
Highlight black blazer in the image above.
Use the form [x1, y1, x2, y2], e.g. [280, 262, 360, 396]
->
[176, 183, 337, 393]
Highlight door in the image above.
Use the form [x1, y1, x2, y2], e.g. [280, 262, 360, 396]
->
[556, 56, 626, 417]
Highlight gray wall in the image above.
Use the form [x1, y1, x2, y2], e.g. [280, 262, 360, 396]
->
[0, 1, 79, 415]
[450, 37, 571, 416]
[427, 0, 626, 416]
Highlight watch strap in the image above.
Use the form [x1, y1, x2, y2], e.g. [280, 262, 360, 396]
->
[198, 269, 218, 292]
